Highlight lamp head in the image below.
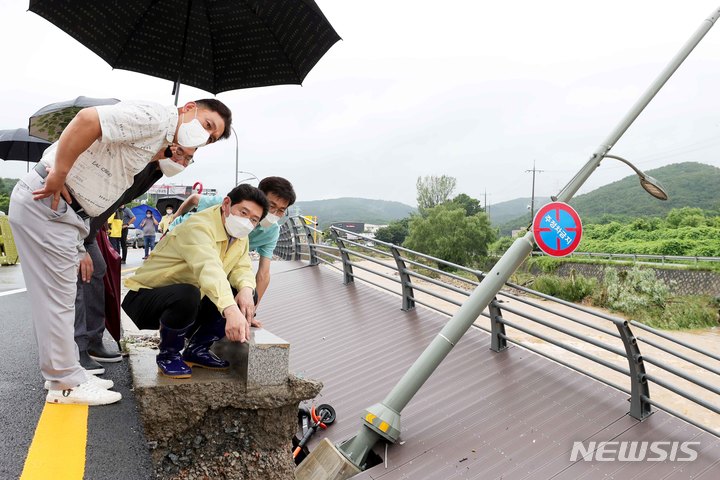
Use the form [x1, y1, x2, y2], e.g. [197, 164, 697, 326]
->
[639, 175, 669, 200]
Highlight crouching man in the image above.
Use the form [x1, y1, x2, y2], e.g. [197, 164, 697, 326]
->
[121, 184, 268, 378]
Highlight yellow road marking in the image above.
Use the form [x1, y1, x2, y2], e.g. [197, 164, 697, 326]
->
[21, 403, 88, 479]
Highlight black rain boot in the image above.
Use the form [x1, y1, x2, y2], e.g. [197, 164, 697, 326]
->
[182, 317, 229, 370]
[157, 324, 193, 379]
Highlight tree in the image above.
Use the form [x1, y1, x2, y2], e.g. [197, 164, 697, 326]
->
[665, 207, 704, 228]
[404, 204, 496, 268]
[449, 193, 483, 216]
[488, 236, 514, 256]
[0, 178, 19, 197]
[374, 217, 410, 245]
[416, 175, 456, 214]
[0, 193, 9, 214]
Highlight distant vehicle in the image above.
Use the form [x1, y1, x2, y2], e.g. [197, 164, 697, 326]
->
[126, 228, 143, 249]
[126, 228, 161, 249]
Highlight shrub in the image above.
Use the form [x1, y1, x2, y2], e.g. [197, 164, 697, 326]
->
[532, 272, 596, 302]
[630, 296, 719, 330]
[596, 267, 670, 314]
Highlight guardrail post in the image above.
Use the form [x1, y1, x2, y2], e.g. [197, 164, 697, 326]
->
[273, 222, 292, 260]
[302, 221, 319, 266]
[330, 229, 354, 285]
[390, 246, 415, 311]
[290, 217, 303, 261]
[489, 298, 507, 352]
[615, 320, 652, 420]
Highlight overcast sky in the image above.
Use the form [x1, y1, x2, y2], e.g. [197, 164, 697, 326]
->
[1, 1, 720, 208]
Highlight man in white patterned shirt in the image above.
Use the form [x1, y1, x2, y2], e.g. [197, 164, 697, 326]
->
[8, 99, 232, 406]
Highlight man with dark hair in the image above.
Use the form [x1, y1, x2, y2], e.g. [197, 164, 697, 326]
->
[122, 184, 269, 378]
[195, 99, 233, 140]
[168, 176, 296, 311]
[9, 98, 231, 405]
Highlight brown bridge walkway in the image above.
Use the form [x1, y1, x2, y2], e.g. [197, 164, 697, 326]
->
[262, 261, 719, 479]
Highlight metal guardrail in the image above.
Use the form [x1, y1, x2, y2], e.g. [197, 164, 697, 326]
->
[276, 217, 720, 437]
[532, 251, 720, 264]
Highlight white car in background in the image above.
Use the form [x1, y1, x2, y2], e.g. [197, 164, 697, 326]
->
[126, 227, 162, 248]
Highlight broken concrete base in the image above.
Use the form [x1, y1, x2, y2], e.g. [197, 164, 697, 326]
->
[295, 439, 362, 480]
[130, 345, 322, 479]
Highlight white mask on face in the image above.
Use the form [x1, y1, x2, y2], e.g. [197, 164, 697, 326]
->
[158, 158, 185, 177]
[177, 109, 210, 148]
[225, 213, 255, 238]
[260, 212, 280, 228]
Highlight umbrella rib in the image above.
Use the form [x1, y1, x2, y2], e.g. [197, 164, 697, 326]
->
[238, 0, 303, 84]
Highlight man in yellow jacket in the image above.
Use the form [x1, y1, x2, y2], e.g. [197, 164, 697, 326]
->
[122, 184, 268, 378]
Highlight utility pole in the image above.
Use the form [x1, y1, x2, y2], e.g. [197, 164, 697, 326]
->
[483, 189, 490, 220]
[525, 161, 544, 222]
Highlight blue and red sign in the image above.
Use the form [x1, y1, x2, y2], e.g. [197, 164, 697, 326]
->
[532, 202, 583, 257]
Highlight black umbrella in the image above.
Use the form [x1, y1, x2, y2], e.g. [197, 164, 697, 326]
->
[0, 128, 51, 163]
[28, 96, 120, 142]
[29, 0, 341, 98]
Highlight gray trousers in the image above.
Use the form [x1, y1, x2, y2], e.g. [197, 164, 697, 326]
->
[74, 238, 107, 351]
[9, 169, 89, 390]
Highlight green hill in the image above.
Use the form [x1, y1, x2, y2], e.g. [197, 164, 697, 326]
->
[489, 196, 551, 226]
[496, 162, 720, 234]
[293, 197, 416, 229]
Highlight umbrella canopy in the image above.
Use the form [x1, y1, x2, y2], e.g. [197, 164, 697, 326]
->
[29, 0, 341, 95]
[28, 96, 120, 142]
[0, 128, 51, 163]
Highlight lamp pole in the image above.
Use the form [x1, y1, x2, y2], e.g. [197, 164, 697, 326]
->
[232, 127, 239, 186]
[327, 6, 720, 476]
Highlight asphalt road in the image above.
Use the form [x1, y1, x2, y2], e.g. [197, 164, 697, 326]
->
[0, 263, 154, 479]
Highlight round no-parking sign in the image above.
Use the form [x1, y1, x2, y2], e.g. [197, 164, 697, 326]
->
[532, 202, 583, 257]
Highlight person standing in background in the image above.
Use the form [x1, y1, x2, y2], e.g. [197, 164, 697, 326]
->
[108, 209, 123, 254]
[158, 205, 175, 234]
[119, 204, 135, 265]
[140, 210, 159, 260]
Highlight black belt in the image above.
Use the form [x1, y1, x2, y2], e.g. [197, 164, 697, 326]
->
[33, 163, 90, 219]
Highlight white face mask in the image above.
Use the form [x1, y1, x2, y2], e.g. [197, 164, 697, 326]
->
[225, 213, 255, 239]
[158, 158, 185, 177]
[177, 109, 210, 148]
[260, 212, 280, 228]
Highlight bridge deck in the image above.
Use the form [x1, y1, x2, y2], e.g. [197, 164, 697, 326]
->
[264, 262, 720, 479]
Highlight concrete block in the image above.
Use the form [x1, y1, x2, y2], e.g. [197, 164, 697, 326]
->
[211, 327, 290, 387]
[249, 328, 290, 386]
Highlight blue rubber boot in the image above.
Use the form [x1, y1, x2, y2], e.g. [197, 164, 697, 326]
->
[157, 324, 192, 378]
[182, 317, 229, 370]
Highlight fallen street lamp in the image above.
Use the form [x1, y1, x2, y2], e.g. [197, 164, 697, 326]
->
[295, 6, 720, 479]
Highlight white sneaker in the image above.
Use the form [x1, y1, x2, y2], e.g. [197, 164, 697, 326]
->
[46, 380, 122, 406]
[44, 372, 114, 391]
